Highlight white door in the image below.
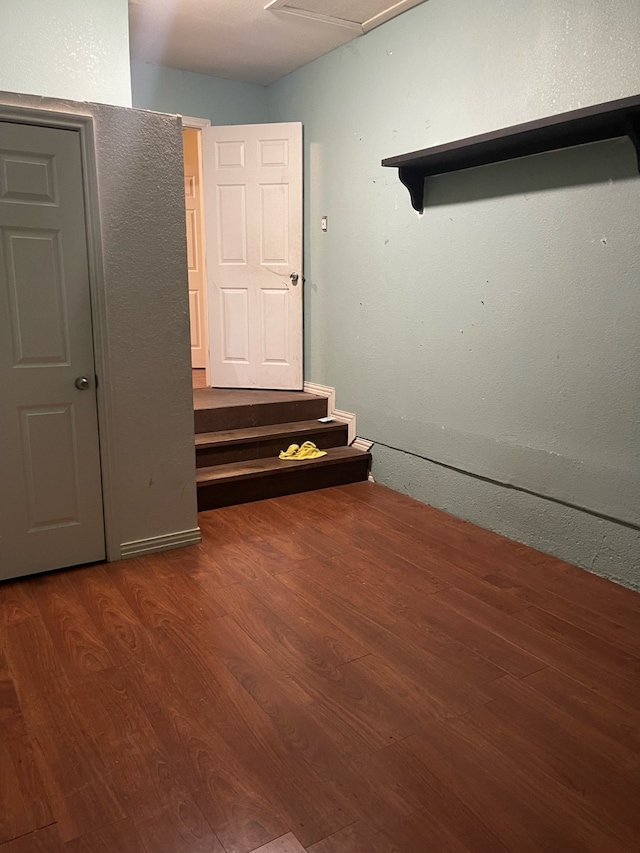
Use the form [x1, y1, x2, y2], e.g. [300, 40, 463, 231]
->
[0, 121, 105, 581]
[183, 128, 207, 369]
[201, 122, 303, 390]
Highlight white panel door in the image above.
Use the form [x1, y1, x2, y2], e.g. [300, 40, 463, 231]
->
[183, 131, 207, 368]
[0, 121, 105, 581]
[201, 122, 302, 389]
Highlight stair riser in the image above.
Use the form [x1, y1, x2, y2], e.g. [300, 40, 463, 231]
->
[196, 425, 348, 468]
[197, 457, 370, 511]
[195, 398, 327, 434]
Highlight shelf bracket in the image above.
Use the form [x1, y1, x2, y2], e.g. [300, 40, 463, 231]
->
[625, 113, 640, 171]
[398, 167, 425, 213]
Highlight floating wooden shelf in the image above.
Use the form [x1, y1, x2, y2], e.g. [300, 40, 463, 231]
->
[382, 94, 640, 212]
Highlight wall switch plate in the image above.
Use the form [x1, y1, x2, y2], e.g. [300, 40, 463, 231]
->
[321, 216, 328, 232]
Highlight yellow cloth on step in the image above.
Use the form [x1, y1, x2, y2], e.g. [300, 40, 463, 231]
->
[279, 441, 327, 460]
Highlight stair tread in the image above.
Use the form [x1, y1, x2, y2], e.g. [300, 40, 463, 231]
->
[195, 419, 345, 449]
[194, 387, 324, 410]
[194, 391, 327, 433]
[196, 446, 370, 485]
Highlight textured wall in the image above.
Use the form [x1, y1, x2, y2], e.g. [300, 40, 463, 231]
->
[266, 0, 640, 585]
[0, 0, 131, 106]
[131, 61, 266, 124]
[0, 90, 198, 552]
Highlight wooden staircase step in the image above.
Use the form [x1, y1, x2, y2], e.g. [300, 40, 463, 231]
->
[195, 419, 349, 467]
[196, 446, 371, 511]
[194, 387, 327, 433]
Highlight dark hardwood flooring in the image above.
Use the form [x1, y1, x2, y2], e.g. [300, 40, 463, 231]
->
[192, 366, 319, 414]
[193, 387, 323, 411]
[192, 371, 327, 436]
[1, 483, 639, 852]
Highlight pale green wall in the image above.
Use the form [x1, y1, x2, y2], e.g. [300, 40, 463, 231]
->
[0, 0, 131, 106]
[266, 0, 640, 587]
[131, 62, 266, 124]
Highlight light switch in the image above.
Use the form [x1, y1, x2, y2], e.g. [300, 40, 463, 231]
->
[321, 216, 328, 232]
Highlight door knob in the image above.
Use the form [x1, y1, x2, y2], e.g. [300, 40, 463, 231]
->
[290, 272, 299, 285]
[75, 376, 90, 390]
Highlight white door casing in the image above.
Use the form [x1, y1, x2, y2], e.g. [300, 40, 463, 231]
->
[185, 159, 206, 368]
[184, 129, 207, 369]
[201, 122, 303, 390]
[0, 121, 105, 580]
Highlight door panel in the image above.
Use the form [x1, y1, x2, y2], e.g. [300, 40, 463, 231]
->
[20, 405, 81, 530]
[262, 289, 289, 363]
[4, 228, 69, 364]
[202, 122, 302, 390]
[183, 128, 207, 369]
[221, 288, 250, 362]
[217, 184, 247, 263]
[260, 183, 289, 263]
[0, 121, 105, 581]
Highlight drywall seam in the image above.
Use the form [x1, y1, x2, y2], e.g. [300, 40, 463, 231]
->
[366, 437, 640, 533]
[372, 442, 640, 591]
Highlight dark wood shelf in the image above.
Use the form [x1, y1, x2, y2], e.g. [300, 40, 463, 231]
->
[382, 94, 640, 211]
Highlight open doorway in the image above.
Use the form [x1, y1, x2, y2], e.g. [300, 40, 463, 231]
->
[182, 119, 303, 392]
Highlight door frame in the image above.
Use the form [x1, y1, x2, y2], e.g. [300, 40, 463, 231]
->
[181, 115, 211, 385]
[0, 103, 118, 560]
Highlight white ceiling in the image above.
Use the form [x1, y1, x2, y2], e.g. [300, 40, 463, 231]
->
[129, 0, 425, 86]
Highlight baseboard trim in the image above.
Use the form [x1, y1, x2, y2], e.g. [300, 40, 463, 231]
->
[119, 527, 202, 559]
[304, 381, 335, 410]
[304, 381, 357, 444]
[351, 437, 375, 481]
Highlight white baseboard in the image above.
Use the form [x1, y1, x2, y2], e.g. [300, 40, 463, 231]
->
[304, 381, 359, 445]
[119, 527, 202, 559]
[353, 437, 376, 482]
[304, 381, 335, 411]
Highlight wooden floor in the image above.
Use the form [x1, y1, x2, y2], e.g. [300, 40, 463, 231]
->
[194, 386, 324, 412]
[193, 368, 207, 389]
[1, 484, 639, 853]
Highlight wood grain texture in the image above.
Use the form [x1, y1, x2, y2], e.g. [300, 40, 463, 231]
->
[0, 669, 53, 843]
[0, 580, 39, 627]
[0, 826, 64, 853]
[249, 833, 306, 853]
[1, 482, 639, 853]
[193, 386, 326, 433]
[27, 572, 115, 680]
[196, 447, 371, 511]
[195, 419, 348, 468]
[1, 618, 126, 842]
[67, 565, 159, 667]
[64, 819, 149, 853]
